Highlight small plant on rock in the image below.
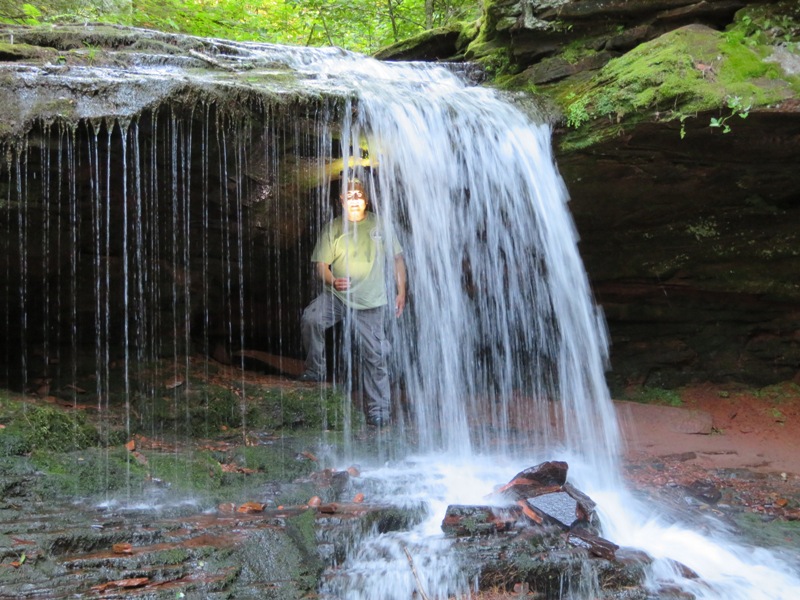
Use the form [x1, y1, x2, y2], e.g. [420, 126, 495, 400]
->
[709, 95, 751, 133]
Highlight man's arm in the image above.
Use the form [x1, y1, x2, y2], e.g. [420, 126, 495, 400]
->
[394, 254, 407, 317]
[315, 262, 350, 291]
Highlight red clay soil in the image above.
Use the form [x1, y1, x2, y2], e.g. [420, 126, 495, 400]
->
[616, 381, 800, 520]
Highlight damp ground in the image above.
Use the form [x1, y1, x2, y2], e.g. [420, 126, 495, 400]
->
[2, 362, 799, 598]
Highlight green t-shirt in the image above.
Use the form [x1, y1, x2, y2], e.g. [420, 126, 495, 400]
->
[311, 212, 402, 310]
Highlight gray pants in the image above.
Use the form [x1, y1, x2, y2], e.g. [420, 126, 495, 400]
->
[301, 293, 391, 422]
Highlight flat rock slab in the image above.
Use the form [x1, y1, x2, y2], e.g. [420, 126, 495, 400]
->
[617, 401, 713, 435]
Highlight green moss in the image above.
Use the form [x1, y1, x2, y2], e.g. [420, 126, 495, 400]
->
[135, 380, 347, 439]
[284, 507, 322, 583]
[229, 445, 315, 482]
[249, 386, 348, 431]
[29, 446, 144, 498]
[552, 24, 799, 150]
[373, 22, 465, 60]
[1, 402, 99, 456]
[624, 386, 683, 407]
[149, 547, 191, 565]
[147, 450, 223, 493]
[734, 512, 800, 550]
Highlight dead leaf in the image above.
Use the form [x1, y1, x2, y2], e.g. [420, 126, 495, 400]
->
[218, 502, 236, 514]
[352, 493, 365, 503]
[220, 463, 257, 474]
[307, 496, 322, 507]
[11, 537, 35, 546]
[300, 450, 318, 462]
[164, 377, 184, 390]
[775, 498, 789, 508]
[112, 543, 133, 554]
[125, 439, 136, 452]
[237, 502, 265, 514]
[516, 500, 543, 524]
[91, 577, 149, 592]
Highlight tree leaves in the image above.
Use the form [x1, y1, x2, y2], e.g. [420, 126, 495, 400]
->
[2, 0, 481, 54]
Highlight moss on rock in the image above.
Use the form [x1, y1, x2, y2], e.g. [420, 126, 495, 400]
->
[546, 23, 799, 150]
[0, 399, 99, 456]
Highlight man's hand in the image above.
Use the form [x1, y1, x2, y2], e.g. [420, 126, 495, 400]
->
[394, 254, 407, 318]
[395, 292, 406, 318]
[316, 263, 349, 291]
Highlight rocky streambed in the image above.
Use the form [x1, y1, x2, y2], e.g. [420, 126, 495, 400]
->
[2, 361, 800, 599]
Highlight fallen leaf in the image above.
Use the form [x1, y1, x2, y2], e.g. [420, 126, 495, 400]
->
[307, 496, 322, 507]
[218, 502, 236, 514]
[112, 543, 133, 554]
[300, 450, 318, 462]
[125, 439, 136, 452]
[220, 463, 257, 474]
[517, 500, 543, 524]
[11, 537, 35, 546]
[775, 498, 789, 508]
[164, 377, 184, 390]
[237, 502, 265, 514]
[91, 577, 149, 592]
[352, 493, 365, 503]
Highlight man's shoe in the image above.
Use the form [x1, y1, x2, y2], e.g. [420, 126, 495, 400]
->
[297, 371, 325, 383]
[368, 415, 391, 428]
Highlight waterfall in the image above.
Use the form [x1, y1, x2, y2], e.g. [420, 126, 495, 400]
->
[1, 34, 799, 599]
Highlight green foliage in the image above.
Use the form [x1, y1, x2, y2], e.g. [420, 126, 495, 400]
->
[727, 2, 800, 51]
[564, 92, 591, 128]
[21, 3, 42, 24]
[556, 23, 797, 148]
[0, 0, 481, 54]
[709, 94, 750, 133]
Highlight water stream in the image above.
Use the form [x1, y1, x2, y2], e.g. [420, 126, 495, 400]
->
[1, 38, 799, 598]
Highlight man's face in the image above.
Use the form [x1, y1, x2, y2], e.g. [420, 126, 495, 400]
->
[341, 186, 367, 221]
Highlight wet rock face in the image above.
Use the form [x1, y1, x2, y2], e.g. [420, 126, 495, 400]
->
[474, 0, 773, 69]
[382, 0, 800, 388]
[1, 22, 799, 391]
[441, 461, 655, 598]
[561, 111, 800, 389]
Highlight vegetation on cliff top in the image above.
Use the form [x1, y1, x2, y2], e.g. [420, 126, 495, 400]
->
[546, 7, 800, 149]
[0, 0, 481, 54]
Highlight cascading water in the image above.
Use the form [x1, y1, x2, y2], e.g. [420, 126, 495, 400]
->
[1, 33, 799, 598]
[286, 51, 800, 599]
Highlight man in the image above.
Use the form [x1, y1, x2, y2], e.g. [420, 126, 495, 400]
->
[299, 178, 406, 427]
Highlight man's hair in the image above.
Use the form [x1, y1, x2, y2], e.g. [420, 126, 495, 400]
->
[342, 178, 366, 194]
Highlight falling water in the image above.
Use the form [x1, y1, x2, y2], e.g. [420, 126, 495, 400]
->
[1, 35, 799, 598]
